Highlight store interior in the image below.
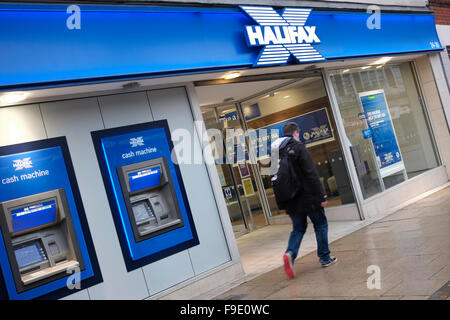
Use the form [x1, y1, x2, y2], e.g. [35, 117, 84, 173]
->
[195, 60, 440, 238]
[196, 76, 355, 237]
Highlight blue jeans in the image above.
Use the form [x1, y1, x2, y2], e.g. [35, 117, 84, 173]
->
[286, 207, 331, 264]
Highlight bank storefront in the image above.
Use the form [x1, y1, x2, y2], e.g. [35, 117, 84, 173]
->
[0, 3, 449, 300]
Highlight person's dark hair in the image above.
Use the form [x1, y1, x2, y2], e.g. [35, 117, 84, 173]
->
[283, 122, 299, 136]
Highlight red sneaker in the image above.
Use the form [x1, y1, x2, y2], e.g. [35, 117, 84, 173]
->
[283, 252, 295, 279]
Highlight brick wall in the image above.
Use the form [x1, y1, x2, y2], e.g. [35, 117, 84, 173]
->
[430, 0, 450, 25]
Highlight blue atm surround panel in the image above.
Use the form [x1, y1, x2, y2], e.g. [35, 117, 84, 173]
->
[91, 120, 199, 272]
[0, 138, 102, 300]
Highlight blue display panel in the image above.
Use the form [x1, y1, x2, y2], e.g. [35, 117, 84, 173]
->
[0, 3, 442, 90]
[91, 120, 199, 271]
[11, 200, 57, 233]
[262, 108, 334, 146]
[128, 166, 162, 192]
[219, 108, 335, 164]
[359, 90, 405, 177]
[253, 108, 334, 158]
[0, 138, 102, 300]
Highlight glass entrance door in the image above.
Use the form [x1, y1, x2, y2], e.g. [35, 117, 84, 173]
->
[201, 104, 269, 237]
[198, 74, 362, 237]
[239, 77, 357, 218]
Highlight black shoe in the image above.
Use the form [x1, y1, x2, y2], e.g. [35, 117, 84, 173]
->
[321, 256, 337, 267]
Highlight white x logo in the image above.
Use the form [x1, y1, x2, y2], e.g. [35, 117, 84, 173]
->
[241, 6, 325, 66]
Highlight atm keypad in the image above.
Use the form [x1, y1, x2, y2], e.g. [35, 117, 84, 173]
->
[132, 201, 156, 224]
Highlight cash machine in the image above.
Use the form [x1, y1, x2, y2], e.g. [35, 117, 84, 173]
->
[0, 188, 83, 293]
[117, 157, 184, 242]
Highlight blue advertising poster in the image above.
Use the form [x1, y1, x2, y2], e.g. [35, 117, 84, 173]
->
[253, 107, 334, 158]
[359, 90, 405, 177]
[224, 132, 248, 164]
[0, 138, 101, 300]
[219, 111, 239, 122]
[91, 121, 199, 271]
[217, 108, 333, 165]
[219, 104, 261, 122]
[223, 187, 233, 200]
[242, 104, 261, 121]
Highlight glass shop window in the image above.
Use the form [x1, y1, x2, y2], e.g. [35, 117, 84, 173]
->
[329, 61, 440, 199]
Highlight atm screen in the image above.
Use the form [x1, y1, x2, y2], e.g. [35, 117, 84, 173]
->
[128, 166, 161, 192]
[132, 201, 154, 222]
[14, 243, 46, 269]
[11, 200, 57, 233]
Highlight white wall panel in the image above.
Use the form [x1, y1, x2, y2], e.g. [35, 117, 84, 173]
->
[98, 92, 153, 128]
[60, 289, 90, 300]
[0, 104, 47, 146]
[39, 97, 149, 300]
[143, 251, 195, 296]
[147, 87, 231, 277]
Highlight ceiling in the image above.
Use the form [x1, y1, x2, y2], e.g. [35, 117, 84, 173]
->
[0, 54, 423, 108]
[195, 79, 291, 107]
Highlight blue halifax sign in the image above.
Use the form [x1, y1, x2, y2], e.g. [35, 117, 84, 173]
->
[0, 3, 442, 90]
[241, 6, 325, 66]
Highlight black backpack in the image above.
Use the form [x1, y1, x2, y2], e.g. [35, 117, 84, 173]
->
[271, 142, 303, 205]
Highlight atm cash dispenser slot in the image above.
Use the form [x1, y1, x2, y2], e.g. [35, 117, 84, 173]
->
[117, 157, 184, 242]
[0, 189, 83, 292]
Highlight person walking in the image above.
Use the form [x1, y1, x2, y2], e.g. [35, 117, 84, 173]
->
[271, 122, 337, 279]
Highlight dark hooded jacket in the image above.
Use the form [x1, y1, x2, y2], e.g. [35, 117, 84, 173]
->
[271, 135, 326, 215]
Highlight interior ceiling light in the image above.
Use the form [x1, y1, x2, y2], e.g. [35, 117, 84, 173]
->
[371, 57, 393, 65]
[223, 72, 241, 80]
[361, 66, 371, 70]
[0, 92, 29, 104]
[223, 97, 234, 103]
[342, 69, 350, 73]
[221, 108, 234, 114]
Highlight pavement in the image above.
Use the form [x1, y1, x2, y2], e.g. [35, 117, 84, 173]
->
[214, 187, 450, 300]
